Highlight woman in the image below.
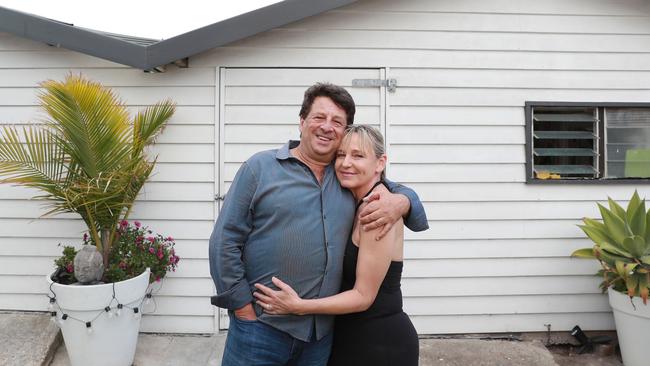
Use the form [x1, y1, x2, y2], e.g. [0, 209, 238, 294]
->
[253, 125, 418, 365]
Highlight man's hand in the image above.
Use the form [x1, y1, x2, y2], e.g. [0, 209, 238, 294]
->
[234, 303, 257, 321]
[358, 191, 409, 240]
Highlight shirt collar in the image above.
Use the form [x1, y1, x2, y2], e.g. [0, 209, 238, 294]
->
[276, 140, 301, 160]
[276, 140, 336, 171]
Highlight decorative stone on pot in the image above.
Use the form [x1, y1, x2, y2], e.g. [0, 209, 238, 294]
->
[74, 246, 104, 284]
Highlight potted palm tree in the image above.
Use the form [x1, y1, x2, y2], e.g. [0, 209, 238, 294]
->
[0, 75, 175, 366]
[571, 191, 650, 366]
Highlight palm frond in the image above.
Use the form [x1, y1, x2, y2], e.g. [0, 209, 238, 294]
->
[132, 100, 175, 158]
[40, 76, 133, 177]
[0, 126, 66, 196]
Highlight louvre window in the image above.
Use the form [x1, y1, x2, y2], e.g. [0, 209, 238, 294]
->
[526, 103, 650, 182]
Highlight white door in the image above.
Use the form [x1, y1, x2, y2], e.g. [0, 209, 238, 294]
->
[216, 67, 386, 329]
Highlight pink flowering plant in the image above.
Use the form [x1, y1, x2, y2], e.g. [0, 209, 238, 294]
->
[54, 220, 179, 284]
[105, 220, 179, 283]
[53, 246, 78, 285]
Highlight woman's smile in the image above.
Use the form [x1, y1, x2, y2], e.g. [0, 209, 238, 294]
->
[335, 132, 386, 199]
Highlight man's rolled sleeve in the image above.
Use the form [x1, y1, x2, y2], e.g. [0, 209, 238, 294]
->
[385, 179, 429, 232]
[209, 162, 257, 310]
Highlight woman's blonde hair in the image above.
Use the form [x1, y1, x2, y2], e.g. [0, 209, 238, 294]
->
[340, 124, 386, 179]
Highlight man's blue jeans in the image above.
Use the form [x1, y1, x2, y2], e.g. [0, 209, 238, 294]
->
[221, 314, 333, 366]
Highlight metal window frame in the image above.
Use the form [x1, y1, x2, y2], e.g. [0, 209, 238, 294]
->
[525, 101, 650, 185]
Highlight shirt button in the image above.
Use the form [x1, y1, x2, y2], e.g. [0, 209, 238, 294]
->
[324, 215, 327, 219]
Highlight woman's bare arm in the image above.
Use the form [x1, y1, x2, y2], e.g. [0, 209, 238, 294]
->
[254, 219, 401, 315]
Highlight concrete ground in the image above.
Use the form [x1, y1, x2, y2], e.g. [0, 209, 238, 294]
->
[419, 338, 558, 366]
[0, 312, 625, 366]
[50, 333, 225, 366]
[52, 335, 562, 366]
[0, 312, 60, 366]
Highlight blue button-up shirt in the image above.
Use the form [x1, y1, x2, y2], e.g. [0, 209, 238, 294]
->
[209, 141, 428, 342]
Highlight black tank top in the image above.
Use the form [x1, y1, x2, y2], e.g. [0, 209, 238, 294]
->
[335, 237, 404, 321]
[328, 180, 417, 366]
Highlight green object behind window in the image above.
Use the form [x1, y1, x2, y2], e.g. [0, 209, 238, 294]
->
[624, 149, 650, 178]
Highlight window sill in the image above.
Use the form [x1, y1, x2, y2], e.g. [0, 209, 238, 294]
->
[526, 178, 650, 184]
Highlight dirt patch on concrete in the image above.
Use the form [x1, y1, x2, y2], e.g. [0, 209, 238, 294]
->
[547, 345, 623, 366]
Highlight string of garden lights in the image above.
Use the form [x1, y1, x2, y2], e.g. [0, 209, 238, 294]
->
[46, 280, 161, 334]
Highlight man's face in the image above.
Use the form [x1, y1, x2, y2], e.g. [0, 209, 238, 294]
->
[299, 96, 347, 161]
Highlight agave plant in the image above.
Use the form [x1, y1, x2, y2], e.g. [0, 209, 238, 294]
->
[0, 74, 175, 270]
[572, 191, 650, 304]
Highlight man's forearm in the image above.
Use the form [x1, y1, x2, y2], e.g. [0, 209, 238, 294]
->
[385, 180, 429, 232]
[209, 223, 255, 310]
[395, 194, 410, 218]
[209, 273, 254, 310]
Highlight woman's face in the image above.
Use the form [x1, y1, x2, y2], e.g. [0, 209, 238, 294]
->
[335, 133, 385, 189]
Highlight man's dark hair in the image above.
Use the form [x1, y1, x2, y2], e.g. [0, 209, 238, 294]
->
[299, 83, 356, 125]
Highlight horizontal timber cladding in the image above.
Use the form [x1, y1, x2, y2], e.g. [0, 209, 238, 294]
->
[0, 86, 215, 106]
[0, 39, 217, 332]
[1, 106, 214, 125]
[233, 29, 650, 53]
[0, 238, 207, 259]
[0, 68, 216, 87]
[2, 0, 650, 335]
[0, 201, 214, 221]
[0, 182, 214, 201]
[206, 0, 650, 334]
[195, 48, 650, 71]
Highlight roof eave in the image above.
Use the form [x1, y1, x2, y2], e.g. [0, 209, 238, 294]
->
[0, 6, 150, 69]
[0, 0, 358, 71]
[144, 0, 358, 69]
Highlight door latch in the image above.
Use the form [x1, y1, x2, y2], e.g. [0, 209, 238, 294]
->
[352, 79, 397, 93]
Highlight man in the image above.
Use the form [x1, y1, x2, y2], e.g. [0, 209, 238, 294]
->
[210, 83, 428, 365]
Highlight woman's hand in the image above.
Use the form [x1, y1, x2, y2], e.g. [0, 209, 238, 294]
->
[254, 277, 304, 315]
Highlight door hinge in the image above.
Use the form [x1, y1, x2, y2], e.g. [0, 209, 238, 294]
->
[214, 194, 225, 201]
[352, 78, 397, 93]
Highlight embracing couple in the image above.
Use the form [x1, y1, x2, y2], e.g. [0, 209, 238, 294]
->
[209, 83, 429, 366]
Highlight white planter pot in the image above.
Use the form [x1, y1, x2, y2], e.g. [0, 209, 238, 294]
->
[46, 268, 150, 366]
[608, 289, 650, 366]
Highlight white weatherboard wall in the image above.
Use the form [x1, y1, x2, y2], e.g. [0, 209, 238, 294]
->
[0, 33, 217, 333]
[192, 0, 650, 334]
[1, 0, 650, 335]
